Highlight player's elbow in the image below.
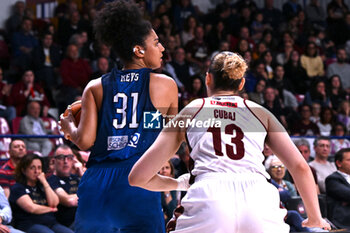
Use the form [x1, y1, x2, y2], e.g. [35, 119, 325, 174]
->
[128, 172, 147, 188]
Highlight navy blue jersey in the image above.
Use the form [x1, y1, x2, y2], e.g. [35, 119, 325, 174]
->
[88, 68, 162, 166]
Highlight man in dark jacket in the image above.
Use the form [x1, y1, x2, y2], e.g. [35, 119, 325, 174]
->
[325, 148, 350, 229]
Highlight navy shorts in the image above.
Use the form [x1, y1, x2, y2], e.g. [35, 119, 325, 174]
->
[74, 157, 165, 233]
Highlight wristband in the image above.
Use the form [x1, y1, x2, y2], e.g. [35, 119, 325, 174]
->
[176, 173, 191, 191]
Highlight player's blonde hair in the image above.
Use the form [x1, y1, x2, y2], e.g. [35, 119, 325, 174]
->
[209, 51, 248, 91]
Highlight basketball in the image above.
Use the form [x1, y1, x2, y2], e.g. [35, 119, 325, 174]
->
[63, 100, 81, 126]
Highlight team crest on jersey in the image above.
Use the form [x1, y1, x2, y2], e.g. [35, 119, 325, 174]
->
[210, 100, 237, 108]
[128, 132, 140, 148]
[107, 136, 128, 150]
[143, 110, 162, 129]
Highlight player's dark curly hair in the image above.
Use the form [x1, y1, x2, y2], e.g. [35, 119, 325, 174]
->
[93, 0, 152, 64]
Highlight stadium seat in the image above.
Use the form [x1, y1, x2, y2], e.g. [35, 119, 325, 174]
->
[11, 117, 22, 134]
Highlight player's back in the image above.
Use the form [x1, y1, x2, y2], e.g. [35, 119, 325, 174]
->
[88, 68, 161, 166]
[187, 96, 269, 178]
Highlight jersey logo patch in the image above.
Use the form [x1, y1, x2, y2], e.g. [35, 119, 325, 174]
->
[210, 100, 237, 108]
[143, 110, 162, 129]
[128, 133, 140, 148]
[107, 136, 128, 150]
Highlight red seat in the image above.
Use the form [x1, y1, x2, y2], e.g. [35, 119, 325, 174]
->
[11, 117, 22, 134]
[42, 117, 64, 147]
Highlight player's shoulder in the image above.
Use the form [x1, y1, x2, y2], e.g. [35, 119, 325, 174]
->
[150, 73, 177, 89]
[179, 98, 205, 120]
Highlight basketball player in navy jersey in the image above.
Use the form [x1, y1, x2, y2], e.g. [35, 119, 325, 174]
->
[129, 52, 331, 232]
[59, 1, 178, 232]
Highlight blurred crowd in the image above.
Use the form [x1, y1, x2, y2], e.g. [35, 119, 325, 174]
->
[0, 0, 350, 232]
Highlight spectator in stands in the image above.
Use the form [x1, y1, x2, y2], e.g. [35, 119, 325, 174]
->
[327, 47, 350, 93]
[32, 32, 62, 89]
[262, 0, 283, 30]
[8, 70, 50, 117]
[304, 80, 331, 108]
[6, 1, 25, 38]
[291, 104, 320, 136]
[181, 75, 206, 107]
[317, 107, 334, 136]
[282, 0, 302, 21]
[328, 74, 347, 111]
[173, 0, 196, 31]
[265, 155, 297, 197]
[159, 160, 178, 224]
[90, 57, 109, 81]
[58, 44, 92, 113]
[300, 42, 325, 79]
[327, 0, 349, 45]
[180, 15, 197, 46]
[337, 100, 350, 130]
[165, 47, 195, 93]
[248, 79, 266, 105]
[9, 153, 73, 233]
[48, 145, 80, 229]
[330, 122, 350, 155]
[310, 102, 321, 123]
[0, 139, 26, 198]
[325, 148, 350, 229]
[19, 101, 52, 157]
[283, 50, 309, 94]
[305, 0, 327, 29]
[185, 25, 209, 72]
[294, 139, 320, 194]
[0, 186, 24, 233]
[276, 40, 294, 65]
[309, 136, 336, 193]
[263, 86, 288, 128]
[0, 67, 16, 124]
[11, 17, 38, 71]
[229, 26, 255, 52]
[91, 43, 119, 72]
[57, 10, 88, 48]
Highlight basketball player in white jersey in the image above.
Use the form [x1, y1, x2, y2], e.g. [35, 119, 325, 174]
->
[129, 52, 330, 232]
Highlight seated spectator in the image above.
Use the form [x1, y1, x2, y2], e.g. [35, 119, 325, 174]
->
[8, 70, 50, 117]
[294, 139, 320, 194]
[181, 76, 206, 107]
[326, 47, 350, 93]
[328, 75, 347, 111]
[164, 47, 195, 93]
[265, 155, 297, 197]
[11, 17, 38, 71]
[90, 57, 109, 80]
[325, 148, 350, 229]
[263, 86, 288, 128]
[0, 139, 27, 198]
[309, 136, 337, 193]
[330, 122, 350, 155]
[19, 101, 53, 157]
[185, 25, 209, 73]
[58, 44, 92, 113]
[282, 0, 302, 21]
[180, 16, 196, 46]
[248, 79, 266, 105]
[6, 1, 25, 38]
[9, 154, 73, 233]
[316, 107, 334, 136]
[283, 50, 309, 94]
[0, 186, 24, 233]
[48, 145, 80, 229]
[159, 160, 179, 224]
[90, 43, 118, 72]
[305, 0, 327, 29]
[337, 100, 350, 130]
[304, 80, 332, 108]
[310, 102, 321, 124]
[291, 104, 320, 136]
[0, 67, 16, 124]
[300, 42, 324, 79]
[32, 32, 61, 90]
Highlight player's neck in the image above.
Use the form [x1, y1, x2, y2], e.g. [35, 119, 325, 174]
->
[210, 90, 237, 97]
[124, 60, 147, 70]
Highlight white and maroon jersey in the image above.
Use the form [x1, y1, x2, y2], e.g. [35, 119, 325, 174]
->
[186, 96, 270, 179]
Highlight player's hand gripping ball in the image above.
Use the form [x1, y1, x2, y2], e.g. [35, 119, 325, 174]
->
[63, 100, 81, 126]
